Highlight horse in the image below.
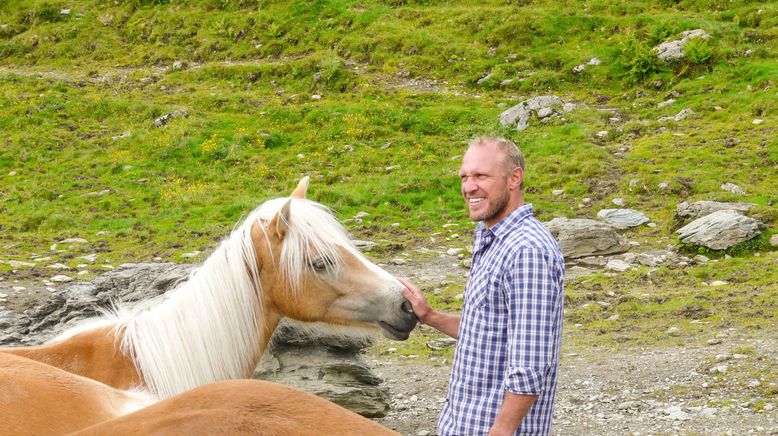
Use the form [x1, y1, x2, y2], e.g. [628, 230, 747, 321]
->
[2, 176, 417, 400]
[1, 352, 398, 435]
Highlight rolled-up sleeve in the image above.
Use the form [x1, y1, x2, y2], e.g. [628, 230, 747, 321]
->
[502, 247, 562, 395]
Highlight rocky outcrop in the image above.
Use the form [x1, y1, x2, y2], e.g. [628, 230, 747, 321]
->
[499, 95, 576, 131]
[677, 210, 763, 250]
[0, 263, 390, 417]
[676, 200, 754, 225]
[597, 209, 650, 230]
[544, 218, 631, 259]
[654, 29, 710, 62]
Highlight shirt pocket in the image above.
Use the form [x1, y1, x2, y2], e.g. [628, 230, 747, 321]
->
[465, 266, 502, 310]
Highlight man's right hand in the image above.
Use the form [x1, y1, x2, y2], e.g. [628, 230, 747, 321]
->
[397, 277, 432, 324]
[397, 277, 461, 338]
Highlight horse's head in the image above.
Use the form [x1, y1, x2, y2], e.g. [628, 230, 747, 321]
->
[250, 177, 417, 340]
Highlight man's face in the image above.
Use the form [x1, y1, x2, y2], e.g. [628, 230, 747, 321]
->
[458, 143, 511, 226]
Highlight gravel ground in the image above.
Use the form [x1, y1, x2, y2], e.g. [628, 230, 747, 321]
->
[369, 333, 777, 436]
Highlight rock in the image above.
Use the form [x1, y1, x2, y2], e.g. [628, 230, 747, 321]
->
[446, 248, 464, 256]
[720, 182, 746, 195]
[612, 198, 625, 207]
[597, 209, 650, 230]
[537, 107, 554, 119]
[771, 234, 778, 247]
[552, 189, 565, 196]
[657, 99, 676, 109]
[587, 57, 601, 65]
[60, 238, 88, 244]
[544, 218, 631, 259]
[353, 240, 378, 251]
[605, 259, 631, 272]
[426, 338, 457, 350]
[709, 280, 728, 286]
[676, 201, 754, 223]
[50, 275, 73, 283]
[752, 118, 763, 125]
[677, 210, 763, 250]
[572, 64, 586, 73]
[153, 110, 188, 128]
[499, 95, 568, 131]
[476, 73, 493, 85]
[654, 29, 711, 62]
[658, 108, 694, 122]
[595, 130, 608, 138]
[663, 405, 690, 420]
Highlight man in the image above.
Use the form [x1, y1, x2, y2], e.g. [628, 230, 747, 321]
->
[400, 136, 565, 435]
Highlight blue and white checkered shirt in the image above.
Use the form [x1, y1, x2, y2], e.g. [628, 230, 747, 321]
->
[438, 204, 565, 435]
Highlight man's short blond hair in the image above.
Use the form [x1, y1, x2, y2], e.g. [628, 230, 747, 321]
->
[467, 136, 525, 178]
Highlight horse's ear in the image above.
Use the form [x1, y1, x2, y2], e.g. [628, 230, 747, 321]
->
[272, 199, 292, 240]
[290, 176, 309, 199]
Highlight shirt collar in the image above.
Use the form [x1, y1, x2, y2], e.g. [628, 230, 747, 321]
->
[476, 204, 534, 240]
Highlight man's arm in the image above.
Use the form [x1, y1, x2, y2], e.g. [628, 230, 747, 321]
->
[397, 278, 460, 338]
[489, 392, 538, 436]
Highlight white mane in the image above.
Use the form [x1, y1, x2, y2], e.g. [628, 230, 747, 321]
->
[116, 196, 355, 399]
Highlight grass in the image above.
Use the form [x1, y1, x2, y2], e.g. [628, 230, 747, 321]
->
[0, 1, 776, 379]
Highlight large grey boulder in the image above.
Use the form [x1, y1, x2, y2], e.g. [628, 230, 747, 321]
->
[499, 95, 574, 131]
[544, 218, 631, 259]
[676, 201, 754, 224]
[596, 209, 650, 230]
[677, 210, 763, 250]
[654, 29, 710, 62]
[1, 263, 391, 417]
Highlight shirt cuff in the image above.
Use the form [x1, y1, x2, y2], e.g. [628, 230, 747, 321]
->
[504, 366, 544, 395]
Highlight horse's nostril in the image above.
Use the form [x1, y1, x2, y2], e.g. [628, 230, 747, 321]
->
[401, 300, 414, 315]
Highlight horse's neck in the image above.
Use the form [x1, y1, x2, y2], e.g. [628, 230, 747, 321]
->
[121, 253, 269, 398]
[3, 326, 141, 390]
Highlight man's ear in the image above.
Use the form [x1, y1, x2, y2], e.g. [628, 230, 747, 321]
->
[510, 167, 524, 191]
[270, 199, 292, 240]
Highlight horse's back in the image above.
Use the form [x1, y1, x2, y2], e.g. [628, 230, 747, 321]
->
[74, 379, 399, 436]
[0, 351, 146, 436]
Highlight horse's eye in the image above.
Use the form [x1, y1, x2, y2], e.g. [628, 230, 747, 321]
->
[311, 258, 329, 272]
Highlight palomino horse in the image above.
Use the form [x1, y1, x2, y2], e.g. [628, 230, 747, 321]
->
[1, 352, 398, 435]
[2, 176, 416, 401]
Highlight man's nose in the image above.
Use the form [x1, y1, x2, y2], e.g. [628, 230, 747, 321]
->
[462, 178, 477, 194]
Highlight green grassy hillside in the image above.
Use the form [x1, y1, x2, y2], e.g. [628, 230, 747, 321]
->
[1, 1, 776, 366]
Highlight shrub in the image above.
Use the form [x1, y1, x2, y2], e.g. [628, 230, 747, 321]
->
[684, 36, 717, 65]
[617, 36, 661, 84]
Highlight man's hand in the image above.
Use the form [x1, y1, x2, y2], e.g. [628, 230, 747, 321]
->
[397, 277, 432, 323]
[397, 277, 461, 338]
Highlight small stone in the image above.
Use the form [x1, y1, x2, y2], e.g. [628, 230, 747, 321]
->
[180, 251, 202, 258]
[752, 119, 763, 125]
[552, 189, 565, 196]
[748, 380, 760, 388]
[595, 130, 609, 138]
[612, 198, 625, 207]
[657, 99, 676, 109]
[391, 258, 407, 265]
[446, 248, 464, 256]
[707, 338, 723, 345]
[311, 94, 322, 100]
[710, 280, 728, 286]
[537, 107, 554, 119]
[50, 275, 73, 283]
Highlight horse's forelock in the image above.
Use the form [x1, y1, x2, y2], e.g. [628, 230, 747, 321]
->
[250, 197, 352, 292]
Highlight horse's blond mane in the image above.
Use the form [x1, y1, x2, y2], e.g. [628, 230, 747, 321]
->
[116, 197, 355, 399]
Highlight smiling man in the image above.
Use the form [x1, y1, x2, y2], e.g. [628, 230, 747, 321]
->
[400, 136, 565, 435]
